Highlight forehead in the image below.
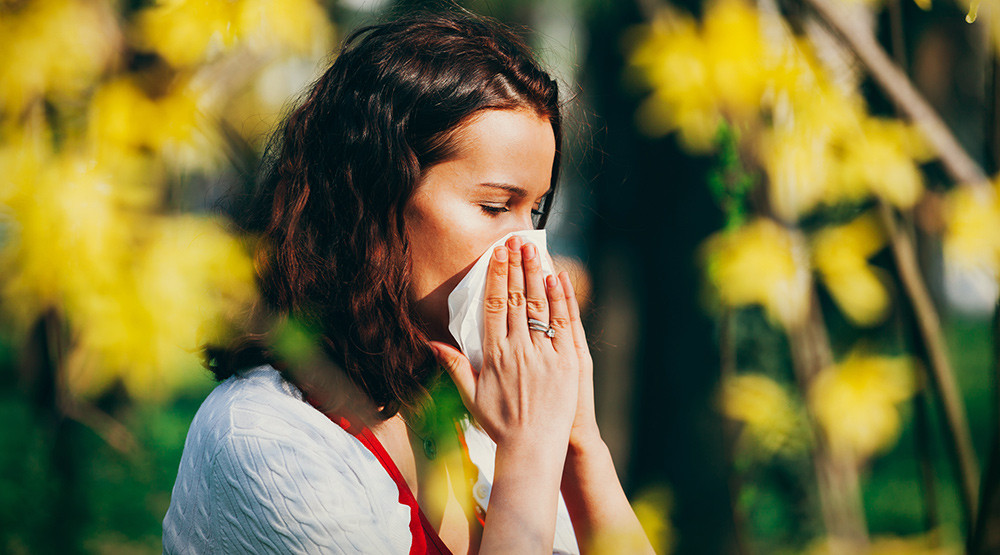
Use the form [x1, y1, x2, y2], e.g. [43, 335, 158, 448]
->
[433, 108, 555, 193]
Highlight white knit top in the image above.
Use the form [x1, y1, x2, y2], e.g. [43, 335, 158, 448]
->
[162, 365, 580, 554]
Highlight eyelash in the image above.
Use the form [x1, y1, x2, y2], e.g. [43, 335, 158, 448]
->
[479, 205, 545, 218]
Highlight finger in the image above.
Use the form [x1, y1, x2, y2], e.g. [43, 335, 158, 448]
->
[505, 235, 528, 339]
[429, 341, 477, 409]
[545, 273, 573, 353]
[521, 241, 550, 346]
[483, 245, 509, 348]
[559, 271, 589, 356]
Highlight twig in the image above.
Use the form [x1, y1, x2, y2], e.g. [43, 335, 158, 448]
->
[788, 287, 870, 553]
[803, 0, 988, 186]
[878, 201, 980, 525]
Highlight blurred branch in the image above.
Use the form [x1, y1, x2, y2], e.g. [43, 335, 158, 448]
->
[718, 310, 751, 555]
[968, 301, 1000, 553]
[60, 397, 139, 455]
[803, 0, 988, 186]
[788, 287, 869, 552]
[800, 0, 984, 526]
[878, 201, 980, 526]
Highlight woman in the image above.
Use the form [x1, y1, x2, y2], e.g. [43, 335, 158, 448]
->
[163, 8, 653, 554]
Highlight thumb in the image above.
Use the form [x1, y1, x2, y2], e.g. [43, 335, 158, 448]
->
[428, 341, 476, 408]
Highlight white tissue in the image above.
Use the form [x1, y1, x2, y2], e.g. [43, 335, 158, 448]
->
[447, 229, 556, 372]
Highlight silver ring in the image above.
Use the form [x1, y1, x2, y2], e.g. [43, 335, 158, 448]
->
[527, 318, 556, 338]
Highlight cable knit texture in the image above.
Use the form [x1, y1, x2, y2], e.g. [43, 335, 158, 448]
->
[162, 365, 580, 554]
[162, 366, 412, 554]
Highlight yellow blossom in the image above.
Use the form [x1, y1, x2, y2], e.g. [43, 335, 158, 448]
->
[703, 219, 811, 328]
[809, 350, 917, 461]
[67, 215, 256, 400]
[237, 0, 333, 56]
[721, 374, 809, 459]
[943, 184, 1000, 277]
[812, 212, 891, 326]
[0, 136, 157, 328]
[837, 117, 930, 210]
[0, 0, 120, 114]
[135, 0, 241, 67]
[88, 77, 222, 171]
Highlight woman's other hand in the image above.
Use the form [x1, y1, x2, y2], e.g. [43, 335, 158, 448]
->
[430, 235, 580, 452]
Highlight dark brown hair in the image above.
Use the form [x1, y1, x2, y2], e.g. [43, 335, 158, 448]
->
[205, 8, 562, 420]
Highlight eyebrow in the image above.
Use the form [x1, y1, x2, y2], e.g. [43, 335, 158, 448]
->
[478, 182, 553, 199]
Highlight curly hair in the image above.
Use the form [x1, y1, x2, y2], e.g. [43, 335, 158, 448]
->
[204, 8, 562, 420]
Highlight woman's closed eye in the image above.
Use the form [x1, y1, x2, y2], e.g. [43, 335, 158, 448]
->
[479, 204, 545, 217]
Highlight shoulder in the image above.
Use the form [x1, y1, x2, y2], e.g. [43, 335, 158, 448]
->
[163, 366, 412, 554]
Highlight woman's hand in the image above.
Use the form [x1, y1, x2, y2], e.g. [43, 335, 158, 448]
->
[555, 271, 602, 452]
[429, 235, 580, 451]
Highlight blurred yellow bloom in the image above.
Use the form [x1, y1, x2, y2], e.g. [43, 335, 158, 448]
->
[943, 184, 1000, 277]
[0, 126, 255, 401]
[136, 0, 333, 66]
[721, 374, 809, 459]
[0, 0, 120, 114]
[89, 77, 222, 171]
[837, 117, 930, 210]
[0, 136, 157, 327]
[628, 0, 930, 220]
[809, 350, 916, 461]
[68, 215, 256, 401]
[136, 0, 241, 67]
[238, 0, 333, 56]
[812, 212, 891, 327]
[703, 219, 811, 328]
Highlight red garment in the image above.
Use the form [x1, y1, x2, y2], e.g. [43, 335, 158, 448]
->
[315, 405, 453, 555]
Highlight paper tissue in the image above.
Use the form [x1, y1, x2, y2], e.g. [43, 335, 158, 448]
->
[446, 229, 556, 372]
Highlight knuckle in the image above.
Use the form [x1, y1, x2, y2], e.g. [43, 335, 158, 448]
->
[490, 263, 507, 278]
[550, 316, 572, 330]
[526, 298, 547, 313]
[485, 296, 507, 313]
[507, 291, 525, 307]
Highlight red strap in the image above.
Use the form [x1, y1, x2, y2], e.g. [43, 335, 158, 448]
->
[311, 402, 452, 555]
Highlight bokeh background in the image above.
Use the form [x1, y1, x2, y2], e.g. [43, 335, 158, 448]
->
[3, 0, 1000, 552]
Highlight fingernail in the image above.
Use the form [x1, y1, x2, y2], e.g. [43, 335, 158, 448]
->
[524, 243, 536, 261]
[494, 246, 507, 262]
[546, 275, 557, 288]
[509, 236, 522, 250]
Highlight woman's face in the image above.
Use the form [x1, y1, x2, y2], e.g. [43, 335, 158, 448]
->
[404, 108, 556, 344]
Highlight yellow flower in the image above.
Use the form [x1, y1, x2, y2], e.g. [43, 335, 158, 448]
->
[812, 212, 891, 327]
[721, 374, 809, 459]
[0, 136, 157, 328]
[237, 0, 334, 56]
[135, 0, 241, 67]
[67, 215, 256, 401]
[703, 219, 811, 328]
[809, 350, 916, 461]
[89, 77, 222, 171]
[837, 117, 929, 210]
[943, 184, 1000, 277]
[0, 0, 120, 114]
[627, 10, 720, 150]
